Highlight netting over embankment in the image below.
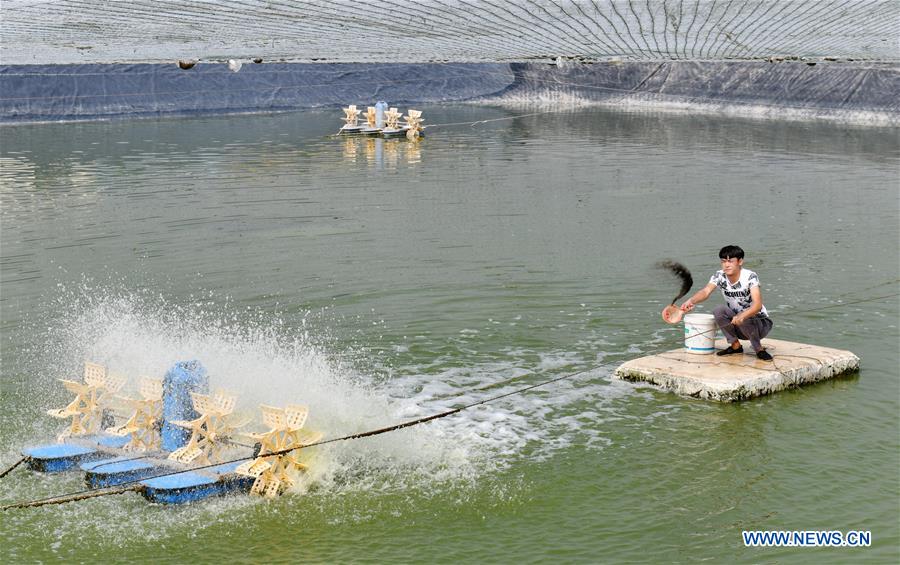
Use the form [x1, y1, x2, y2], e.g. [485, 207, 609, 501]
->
[1, 1, 898, 124]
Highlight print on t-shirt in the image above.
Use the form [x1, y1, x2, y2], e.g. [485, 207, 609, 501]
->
[709, 268, 768, 317]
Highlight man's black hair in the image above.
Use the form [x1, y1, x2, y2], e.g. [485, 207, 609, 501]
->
[719, 245, 745, 260]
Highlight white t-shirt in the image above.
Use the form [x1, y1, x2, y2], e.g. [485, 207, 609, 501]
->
[709, 268, 768, 317]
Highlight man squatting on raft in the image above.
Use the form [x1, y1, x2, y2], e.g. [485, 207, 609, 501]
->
[679, 245, 774, 361]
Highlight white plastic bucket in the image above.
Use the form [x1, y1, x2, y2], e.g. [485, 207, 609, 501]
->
[684, 313, 717, 354]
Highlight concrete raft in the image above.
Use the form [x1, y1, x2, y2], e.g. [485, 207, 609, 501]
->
[614, 338, 859, 402]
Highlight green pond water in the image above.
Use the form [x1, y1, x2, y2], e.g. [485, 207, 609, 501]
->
[1, 106, 898, 563]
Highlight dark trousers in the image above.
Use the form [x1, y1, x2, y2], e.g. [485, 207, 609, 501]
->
[713, 304, 773, 352]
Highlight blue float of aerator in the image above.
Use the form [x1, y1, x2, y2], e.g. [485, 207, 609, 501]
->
[140, 461, 253, 504]
[22, 434, 130, 473]
[80, 456, 170, 488]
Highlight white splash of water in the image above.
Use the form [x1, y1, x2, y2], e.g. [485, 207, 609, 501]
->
[21, 284, 501, 482]
[1, 281, 642, 546]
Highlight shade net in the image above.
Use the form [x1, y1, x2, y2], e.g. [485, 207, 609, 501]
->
[3, 0, 898, 65]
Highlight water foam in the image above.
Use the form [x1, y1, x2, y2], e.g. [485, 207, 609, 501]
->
[16, 284, 499, 480]
[1, 281, 641, 545]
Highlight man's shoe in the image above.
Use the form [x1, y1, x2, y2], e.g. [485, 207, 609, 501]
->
[756, 350, 773, 361]
[716, 345, 743, 356]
